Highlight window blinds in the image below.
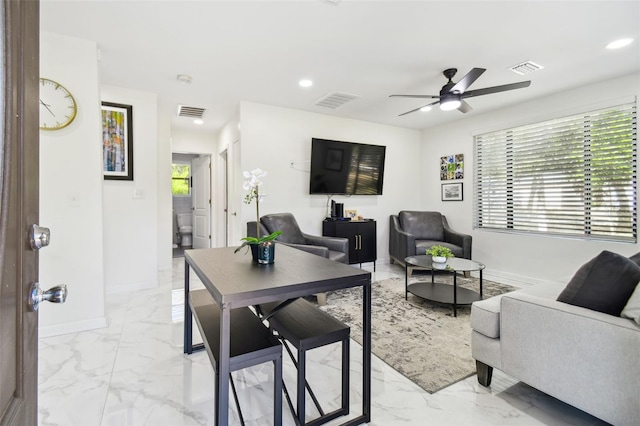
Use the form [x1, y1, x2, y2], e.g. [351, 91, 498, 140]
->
[474, 102, 637, 242]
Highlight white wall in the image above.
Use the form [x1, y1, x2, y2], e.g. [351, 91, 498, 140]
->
[101, 85, 159, 293]
[158, 117, 172, 271]
[237, 102, 422, 263]
[172, 128, 217, 155]
[39, 32, 106, 336]
[421, 73, 640, 287]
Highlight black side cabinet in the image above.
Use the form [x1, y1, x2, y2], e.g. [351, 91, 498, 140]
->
[323, 219, 376, 270]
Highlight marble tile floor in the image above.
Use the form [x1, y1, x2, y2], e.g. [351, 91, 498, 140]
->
[38, 257, 608, 426]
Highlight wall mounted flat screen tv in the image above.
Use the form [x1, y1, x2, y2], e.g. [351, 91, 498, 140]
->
[309, 138, 386, 195]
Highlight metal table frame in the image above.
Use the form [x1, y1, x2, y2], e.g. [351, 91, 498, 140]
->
[405, 255, 485, 317]
[183, 245, 372, 426]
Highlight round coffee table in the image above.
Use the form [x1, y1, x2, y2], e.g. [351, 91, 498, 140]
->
[404, 255, 485, 317]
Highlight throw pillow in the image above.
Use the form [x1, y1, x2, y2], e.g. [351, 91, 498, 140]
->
[621, 284, 640, 324]
[557, 250, 640, 316]
[629, 251, 640, 266]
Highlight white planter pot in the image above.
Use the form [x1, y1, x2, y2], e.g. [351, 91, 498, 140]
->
[432, 256, 447, 263]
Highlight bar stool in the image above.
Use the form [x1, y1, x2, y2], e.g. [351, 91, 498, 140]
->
[258, 298, 350, 426]
[189, 289, 283, 425]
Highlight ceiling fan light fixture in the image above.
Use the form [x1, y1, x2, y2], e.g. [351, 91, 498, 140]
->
[606, 38, 634, 49]
[440, 96, 461, 111]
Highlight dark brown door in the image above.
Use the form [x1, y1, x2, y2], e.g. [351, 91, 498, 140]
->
[0, 0, 40, 424]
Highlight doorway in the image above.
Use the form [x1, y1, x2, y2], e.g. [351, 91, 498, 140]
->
[171, 152, 212, 257]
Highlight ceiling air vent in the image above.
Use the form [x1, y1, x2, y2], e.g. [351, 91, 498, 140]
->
[314, 91, 361, 109]
[508, 61, 544, 76]
[176, 105, 206, 119]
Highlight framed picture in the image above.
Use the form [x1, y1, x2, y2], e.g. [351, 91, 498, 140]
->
[345, 209, 358, 219]
[102, 102, 133, 180]
[442, 182, 463, 201]
[440, 153, 464, 180]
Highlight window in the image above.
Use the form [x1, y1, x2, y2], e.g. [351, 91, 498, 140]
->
[172, 163, 190, 196]
[474, 102, 637, 242]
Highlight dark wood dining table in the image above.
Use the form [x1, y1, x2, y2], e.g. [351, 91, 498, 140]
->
[183, 244, 372, 426]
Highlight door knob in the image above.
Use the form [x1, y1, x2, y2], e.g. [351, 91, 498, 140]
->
[29, 282, 67, 311]
[29, 224, 50, 250]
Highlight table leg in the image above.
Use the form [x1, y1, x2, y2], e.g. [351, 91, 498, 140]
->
[480, 269, 483, 298]
[405, 266, 408, 300]
[184, 259, 192, 354]
[453, 273, 458, 317]
[363, 280, 372, 423]
[216, 304, 231, 426]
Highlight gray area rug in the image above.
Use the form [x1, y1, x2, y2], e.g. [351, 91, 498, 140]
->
[318, 274, 516, 393]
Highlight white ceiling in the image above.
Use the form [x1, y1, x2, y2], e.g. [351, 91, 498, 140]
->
[40, 1, 640, 135]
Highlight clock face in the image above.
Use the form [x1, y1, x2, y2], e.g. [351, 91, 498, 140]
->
[39, 78, 77, 130]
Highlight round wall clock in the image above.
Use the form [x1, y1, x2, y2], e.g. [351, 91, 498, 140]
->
[39, 78, 77, 130]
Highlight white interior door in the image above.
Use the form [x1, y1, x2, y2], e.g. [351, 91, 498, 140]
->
[192, 155, 211, 249]
[220, 149, 229, 246]
[228, 139, 242, 245]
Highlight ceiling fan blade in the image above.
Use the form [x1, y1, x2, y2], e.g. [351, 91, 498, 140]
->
[398, 100, 439, 117]
[457, 100, 473, 113]
[462, 80, 531, 98]
[389, 94, 440, 99]
[449, 68, 486, 93]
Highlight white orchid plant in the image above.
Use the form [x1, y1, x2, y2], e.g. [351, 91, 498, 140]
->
[234, 168, 282, 253]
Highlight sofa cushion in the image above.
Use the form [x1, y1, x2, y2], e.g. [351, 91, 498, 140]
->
[398, 211, 444, 241]
[557, 250, 640, 316]
[621, 285, 640, 324]
[416, 240, 463, 257]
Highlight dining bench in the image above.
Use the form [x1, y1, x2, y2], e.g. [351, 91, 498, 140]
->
[189, 289, 283, 425]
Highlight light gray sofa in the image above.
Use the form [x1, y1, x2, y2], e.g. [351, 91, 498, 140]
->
[471, 283, 640, 426]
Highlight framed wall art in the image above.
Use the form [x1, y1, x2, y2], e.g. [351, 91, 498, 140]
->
[440, 153, 464, 180]
[442, 182, 463, 201]
[102, 102, 133, 181]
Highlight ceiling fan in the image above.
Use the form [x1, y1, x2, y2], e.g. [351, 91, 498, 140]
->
[390, 67, 531, 116]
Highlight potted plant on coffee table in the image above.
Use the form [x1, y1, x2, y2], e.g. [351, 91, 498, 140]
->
[426, 245, 454, 263]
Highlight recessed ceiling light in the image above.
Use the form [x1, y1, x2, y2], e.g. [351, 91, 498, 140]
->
[606, 38, 634, 49]
[177, 74, 192, 84]
[193, 119, 204, 125]
[420, 105, 432, 112]
[299, 79, 313, 88]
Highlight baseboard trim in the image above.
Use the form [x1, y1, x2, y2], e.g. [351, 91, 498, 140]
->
[39, 317, 108, 338]
[482, 269, 562, 289]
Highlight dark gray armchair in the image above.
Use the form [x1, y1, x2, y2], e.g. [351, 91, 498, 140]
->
[389, 211, 472, 266]
[247, 213, 349, 305]
[247, 213, 349, 264]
